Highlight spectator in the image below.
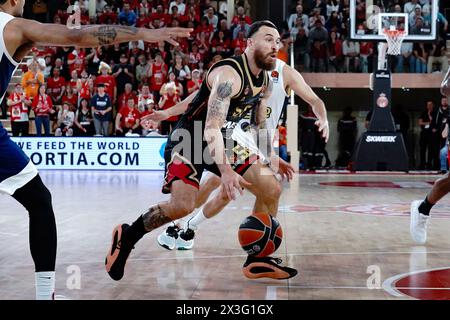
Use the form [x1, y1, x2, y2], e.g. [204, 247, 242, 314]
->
[91, 83, 113, 136]
[395, 42, 414, 73]
[427, 39, 448, 73]
[440, 125, 448, 173]
[204, 6, 218, 30]
[412, 42, 427, 73]
[7, 84, 31, 137]
[291, 16, 309, 39]
[46, 67, 66, 105]
[96, 61, 117, 104]
[310, 40, 327, 72]
[140, 99, 161, 136]
[55, 102, 75, 137]
[418, 101, 435, 169]
[231, 30, 247, 53]
[309, 8, 326, 29]
[67, 47, 86, 77]
[98, 5, 118, 24]
[95, 0, 108, 14]
[42, 55, 53, 79]
[113, 53, 135, 96]
[137, 84, 155, 113]
[158, 82, 180, 135]
[277, 120, 288, 161]
[294, 27, 310, 72]
[74, 98, 94, 136]
[183, 5, 200, 26]
[149, 52, 168, 102]
[62, 85, 78, 111]
[196, 16, 214, 44]
[136, 8, 150, 28]
[432, 97, 450, 169]
[162, 72, 184, 97]
[359, 41, 374, 73]
[115, 97, 141, 136]
[287, 4, 309, 33]
[118, 83, 138, 112]
[32, 84, 55, 137]
[233, 17, 251, 40]
[68, 69, 80, 91]
[119, 2, 137, 26]
[187, 69, 202, 95]
[342, 36, 360, 72]
[404, 0, 421, 16]
[328, 30, 343, 72]
[77, 71, 93, 106]
[336, 107, 357, 167]
[21, 60, 44, 100]
[169, 54, 191, 90]
[231, 6, 252, 27]
[136, 54, 151, 85]
[32, 0, 48, 23]
[169, 0, 187, 15]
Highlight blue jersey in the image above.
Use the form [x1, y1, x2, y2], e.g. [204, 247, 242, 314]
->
[0, 12, 38, 195]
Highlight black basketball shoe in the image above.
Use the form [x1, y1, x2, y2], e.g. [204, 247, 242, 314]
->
[105, 224, 134, 281]
[242, 256, 298, 280]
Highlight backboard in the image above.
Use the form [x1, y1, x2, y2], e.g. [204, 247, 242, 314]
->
[350, 0, 439, 41]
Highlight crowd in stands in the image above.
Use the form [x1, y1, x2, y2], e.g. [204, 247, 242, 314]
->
[286, 0, 449, 73]
[5, 0, 253, 137]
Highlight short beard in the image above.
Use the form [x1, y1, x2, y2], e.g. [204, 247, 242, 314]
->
[254, 48, 276, 71]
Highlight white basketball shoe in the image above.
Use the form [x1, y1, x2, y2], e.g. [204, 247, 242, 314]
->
[410, 200, 430, 245]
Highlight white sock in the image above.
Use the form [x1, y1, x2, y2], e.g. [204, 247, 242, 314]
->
[186, 209, 208, 231]
[35, 271, 55, 300]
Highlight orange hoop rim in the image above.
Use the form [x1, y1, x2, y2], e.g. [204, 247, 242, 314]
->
[382, 29, 406, 36]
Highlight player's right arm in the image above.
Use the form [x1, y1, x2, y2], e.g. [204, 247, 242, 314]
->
[5, 19, 192, 61]
[283, 64, 329, 142]
[144, 90, 198, 122]
[204, 66, 250, 200]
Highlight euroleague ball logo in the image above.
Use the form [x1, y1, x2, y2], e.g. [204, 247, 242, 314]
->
[271, 70, 279, 83]
[377, 93, 389, 108]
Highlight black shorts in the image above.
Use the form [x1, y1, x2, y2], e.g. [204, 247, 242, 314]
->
[162, 122, 258, 194]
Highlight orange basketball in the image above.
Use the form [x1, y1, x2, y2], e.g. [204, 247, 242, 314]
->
[238, 212, 283, 257]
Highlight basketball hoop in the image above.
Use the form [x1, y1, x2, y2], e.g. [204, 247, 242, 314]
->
[382, 29, 406, 55]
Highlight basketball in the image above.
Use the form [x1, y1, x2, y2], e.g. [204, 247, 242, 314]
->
[238, 212, 283, 257]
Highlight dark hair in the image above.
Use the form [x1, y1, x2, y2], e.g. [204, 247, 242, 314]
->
[248, 20, 277, 38]
[0, 0, 6, 4]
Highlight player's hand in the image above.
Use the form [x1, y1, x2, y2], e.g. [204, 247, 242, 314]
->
[315, 118, 329, 143]
[221, 169, 251, 201]
[144, 27, 193, 46]
[143, 110, 169, 122]
[270, 156, 295, 182]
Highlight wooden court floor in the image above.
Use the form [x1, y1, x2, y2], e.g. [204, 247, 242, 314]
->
[1, 170, 450, 300]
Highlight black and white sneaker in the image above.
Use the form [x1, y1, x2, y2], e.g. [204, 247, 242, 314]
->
[157, 223, 180, 250]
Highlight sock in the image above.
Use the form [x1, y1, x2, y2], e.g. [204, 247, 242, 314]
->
[186, 209, 207, 231]
[123, 215, 147, 246]
[35, 271, 55, 300]
[418, 196, 434, 216]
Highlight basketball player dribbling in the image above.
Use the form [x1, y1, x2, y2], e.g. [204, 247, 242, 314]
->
[105, 21, 299, 281]
[0, 0, 191, 299]
[410, 67, 450, 244]
[149, 59, 329, 255]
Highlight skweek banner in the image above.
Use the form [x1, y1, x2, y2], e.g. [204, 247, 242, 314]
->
[11, 137, 167, 170]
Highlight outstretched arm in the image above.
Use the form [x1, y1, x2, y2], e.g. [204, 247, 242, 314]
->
[5, 19, 192, 61]
[283, 64, 329, 142]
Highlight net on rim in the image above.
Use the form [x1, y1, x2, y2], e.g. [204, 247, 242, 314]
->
[382, 28, 406, 55]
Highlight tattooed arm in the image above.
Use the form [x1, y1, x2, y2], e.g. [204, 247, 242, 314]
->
[204, 66, 250, 200]
[5, 19, 192, 61]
